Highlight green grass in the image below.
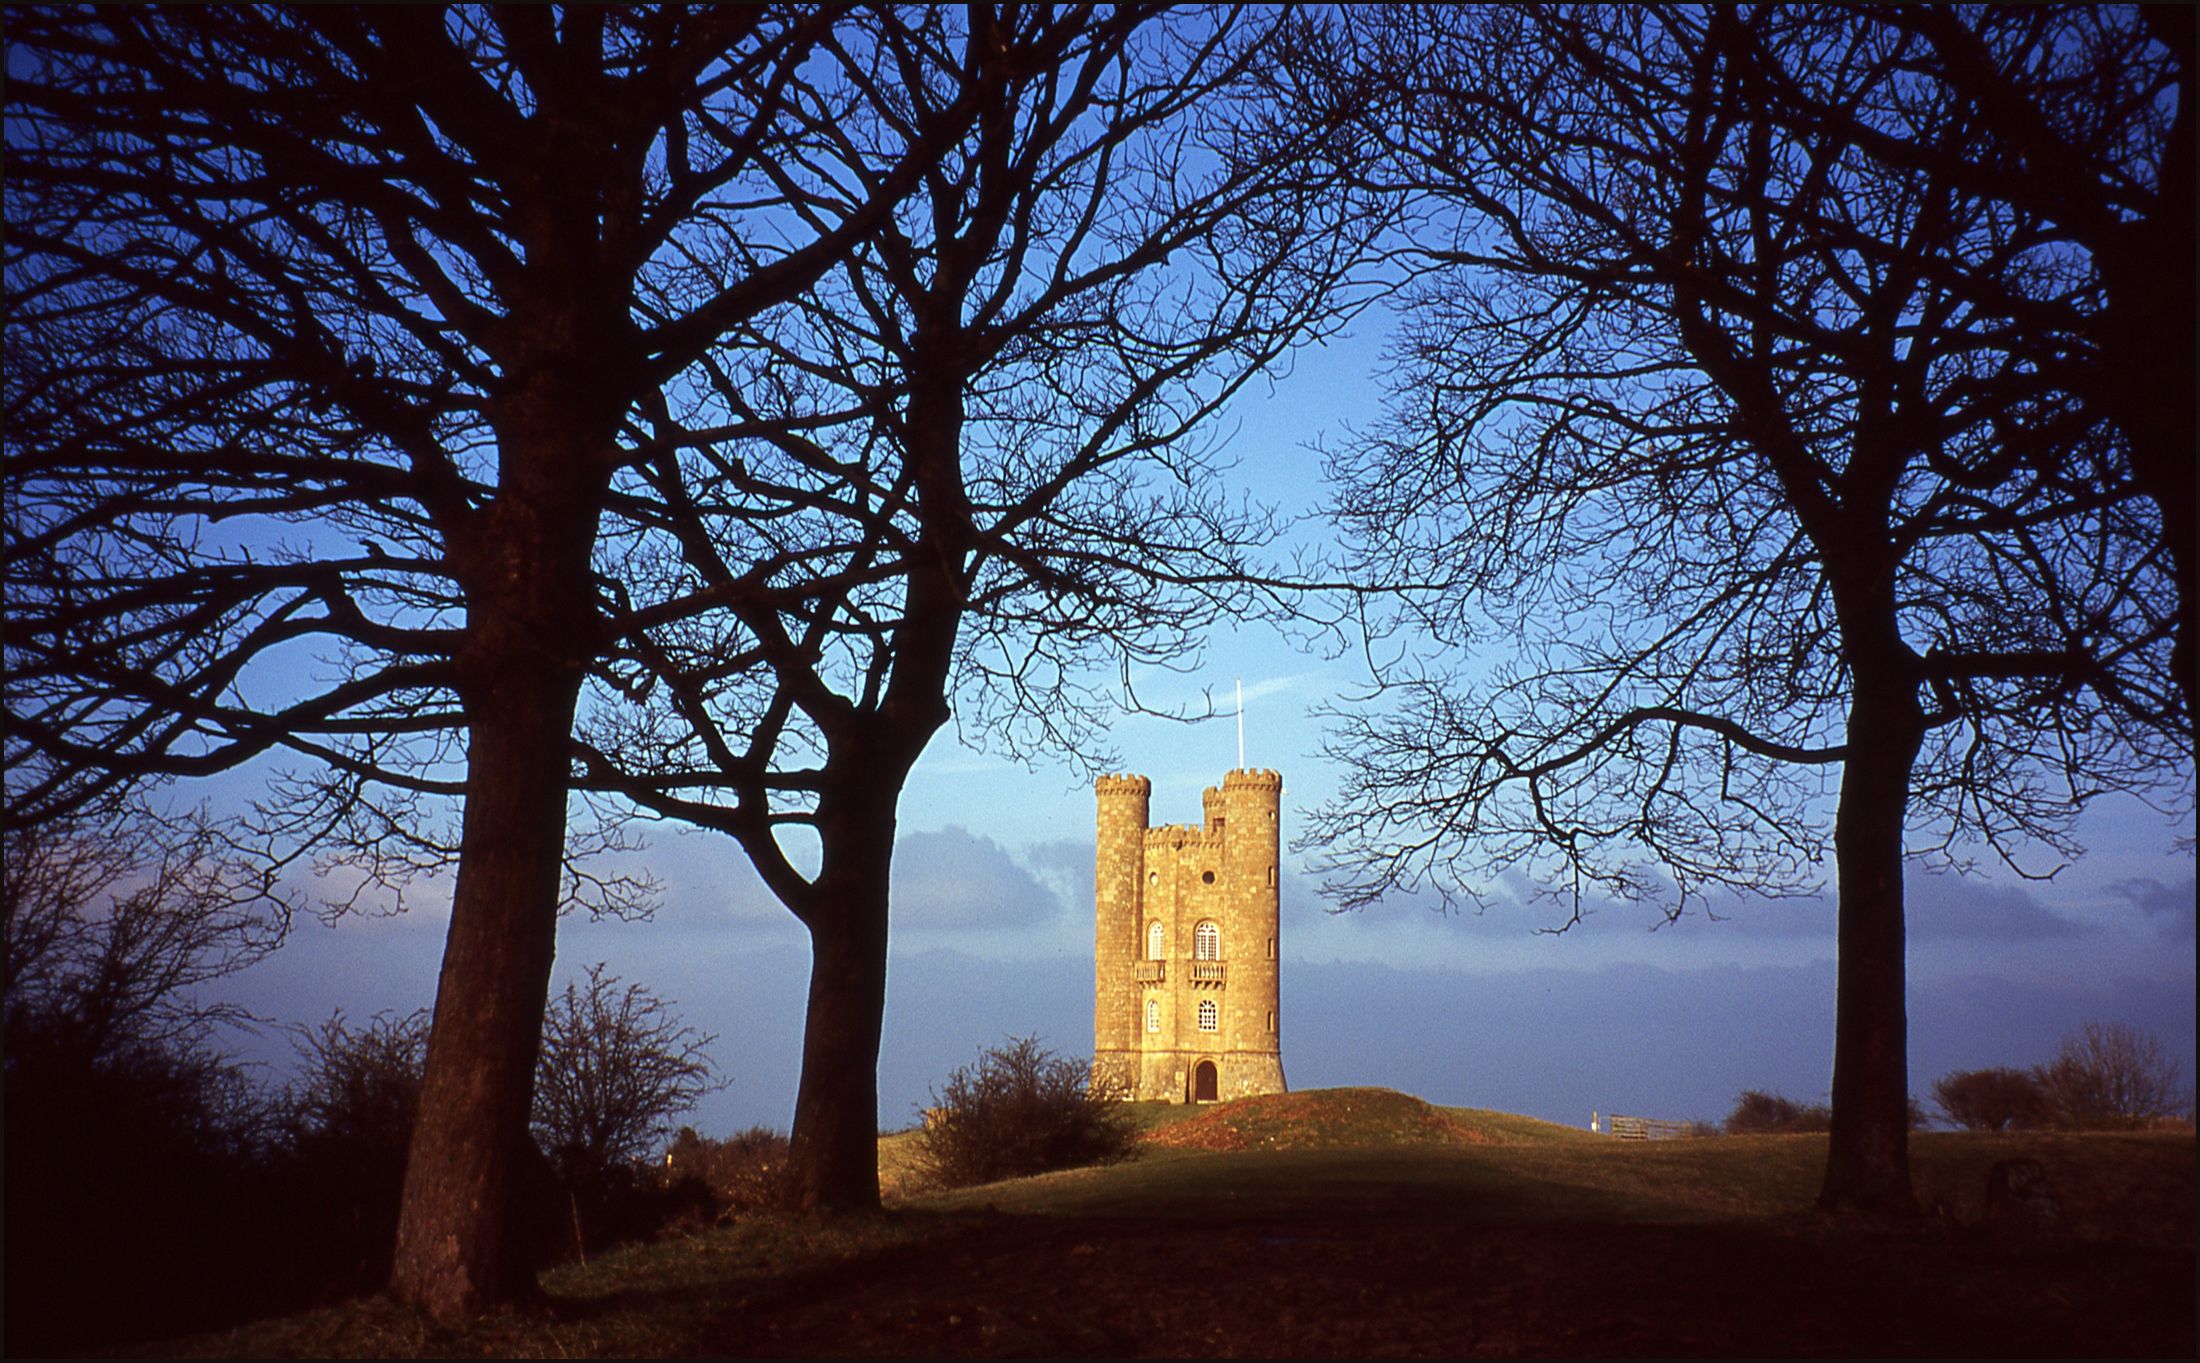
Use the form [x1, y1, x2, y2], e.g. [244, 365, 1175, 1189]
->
[158, 1088, 2196, 1359]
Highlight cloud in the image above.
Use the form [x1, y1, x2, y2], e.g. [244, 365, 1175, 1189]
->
[1019, 837, 1095, 916]
[1906, 872, 2087, 941]
[2111, 876, 2197, 941]
[1237, 671, 1314, 707]
[890, 826, 1066, 929]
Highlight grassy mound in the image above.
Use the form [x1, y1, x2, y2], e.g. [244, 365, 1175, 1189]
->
[1137, 1085, 1570, 1152]
[149, 1098, 2194, 1359]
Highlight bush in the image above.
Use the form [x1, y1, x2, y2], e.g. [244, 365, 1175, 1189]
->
[1932, 1065, 2050, 1131]
[533, 964, 723, 1189]
[270, 1009, 434, 1291]
[2, 809, 291, 1353]
[916, 1035, 1135, 1188]
[2033, 1022, 2191, 1129]
[1723, 1089, 1832, 1134]
[665, 1124, 792, 1216]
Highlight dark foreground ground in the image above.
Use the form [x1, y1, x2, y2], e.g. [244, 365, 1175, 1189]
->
[150, 1094, 2199, 1359]
[690, 1174, 2192, 1357]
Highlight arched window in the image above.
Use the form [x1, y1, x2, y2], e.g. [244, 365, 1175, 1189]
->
[1197, 998, 1218, 1032]
[1146, 997, 1160, 1033]
[1194, 920, 1220, 960]
[1147, 921, 1165, 960]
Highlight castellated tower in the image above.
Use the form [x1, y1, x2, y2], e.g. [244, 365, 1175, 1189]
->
[1093, 769, 1286, 1103]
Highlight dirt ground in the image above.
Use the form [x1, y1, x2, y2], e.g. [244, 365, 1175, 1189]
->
[672, 1188, 2193, 1357]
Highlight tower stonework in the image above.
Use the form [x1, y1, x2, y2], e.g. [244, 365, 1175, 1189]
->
[1093, 769, 1286, 1103]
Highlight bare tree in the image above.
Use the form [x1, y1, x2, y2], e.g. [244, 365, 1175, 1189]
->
[571, 4, 1384, 1209]
[1299, 5, 2183, 1216]
[3, 807, 290, 1062]
[4, 7, 983, 1316]
[531, 963, 722, 1183]
[2035, 1021, 2191, 1127]
[1770, 5, 2194, 726]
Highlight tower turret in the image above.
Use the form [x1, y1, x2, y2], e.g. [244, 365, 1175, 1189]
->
[1092, 773, 1151, 1095]
[1221, 768, 1286, 1095]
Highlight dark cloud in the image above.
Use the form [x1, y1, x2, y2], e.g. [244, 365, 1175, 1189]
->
[891, 826, 1066, 929]
[1905, 872, 2087, 940]
[2112, 876, 2197, 942]
[1536, 871, 2090, 943]
[1020, 836, 1094, 909]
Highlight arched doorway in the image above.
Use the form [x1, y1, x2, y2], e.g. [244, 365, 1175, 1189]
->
[1193, 1060, 1218, 1103]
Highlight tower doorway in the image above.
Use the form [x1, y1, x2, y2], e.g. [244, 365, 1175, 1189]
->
[1194, 1060, 1219, 1103]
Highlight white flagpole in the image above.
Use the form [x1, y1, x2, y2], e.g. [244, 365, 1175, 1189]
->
[1236, 677, 1245, 770]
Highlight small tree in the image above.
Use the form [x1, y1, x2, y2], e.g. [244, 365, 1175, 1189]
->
[1724, 1090, 1834, 1135]
[531, 964, 723, 1189]
[1931, 1066, 2049, 1131]
[2034, 1022, 2191, 1128]
[917, 1036, 1134, 1189]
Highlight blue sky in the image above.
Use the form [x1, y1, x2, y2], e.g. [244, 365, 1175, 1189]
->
[209, 312, 2198, 1136]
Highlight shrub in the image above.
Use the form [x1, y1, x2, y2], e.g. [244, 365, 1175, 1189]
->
[665, 1124, 792, 1216]
[2033, 1022, 2191, 1129]
[1723, 1089, 1833, 1134]
[533, 964, 724, 1189]
[1932, 1066, 2050, 1131]
[270, 1009, 433, 1291]
[916, 1035, 1135, 1188]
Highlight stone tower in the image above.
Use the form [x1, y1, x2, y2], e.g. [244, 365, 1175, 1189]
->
[1093, 769, 1286, 1103]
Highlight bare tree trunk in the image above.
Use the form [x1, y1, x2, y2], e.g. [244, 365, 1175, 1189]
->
[785, 836, 894, 1212]
[2101, 232, 2196, 729]
[389, 402, 608, 1317]
[389, 679, 579, 1315]
[1818, 663, 1925, 1217]
[2115, 5, 2195, 730]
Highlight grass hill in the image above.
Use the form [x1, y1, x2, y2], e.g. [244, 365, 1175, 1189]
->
[165, 1087, 2194, 1358]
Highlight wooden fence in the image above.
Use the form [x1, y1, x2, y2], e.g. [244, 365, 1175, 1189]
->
[1604, 1114, 1693, 1141]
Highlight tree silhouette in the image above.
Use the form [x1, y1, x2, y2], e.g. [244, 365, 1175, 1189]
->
[532, 963, 722, 1185]
[1769, 5, 2194, 728]
[1299, 5, 2184, 1215]
[2, 807, 286, 1352]
[569, 5, 1383, 1209]
[2035, 1021, 2191, 1127]
[4, 6, 982, 1315]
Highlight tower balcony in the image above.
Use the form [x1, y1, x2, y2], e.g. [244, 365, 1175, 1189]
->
[1134, 960, 1166, 982]
[1189, 960, 1227, 985]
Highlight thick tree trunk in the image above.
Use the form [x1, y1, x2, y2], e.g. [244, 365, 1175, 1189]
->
[1817, 666, 1925, 1217]
[785, 827, 895, 1212]
[2126, 4, 2196, 733]
[388, 392, 611, 1318]
[388, 678, 580, 1317]
[2100, 217, 2196, 730]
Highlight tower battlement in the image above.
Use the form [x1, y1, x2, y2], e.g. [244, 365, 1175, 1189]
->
[1145, 824, 1223, 849]
[1093, 769, 1286, 1105]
